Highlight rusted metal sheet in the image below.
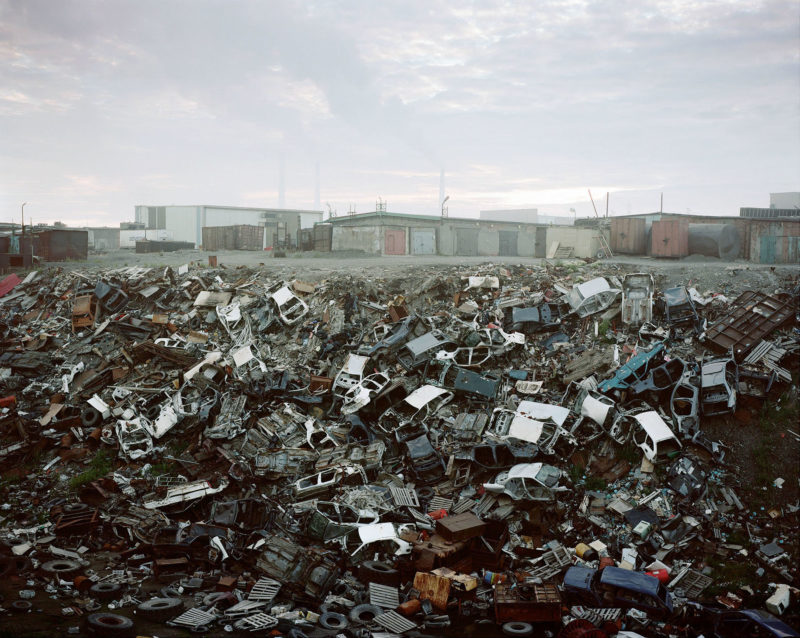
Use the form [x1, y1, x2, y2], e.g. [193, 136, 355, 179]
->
[72, 295, 96, 332]
[704, 290, 794, 360]
[0, 273, 22, 298]
[384, 229, 406, 255]
[55, 508, 101, 536]
[610, 217, 646, 254]
[35, 229, 88, 261]
[203, 225, 264, 251]
[651, 220, 688, 258]
[413, 571, 451, 610]
[313, 224, 332, 252]
[494, 582, 562, 623]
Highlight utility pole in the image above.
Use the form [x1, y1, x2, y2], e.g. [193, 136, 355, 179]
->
[21, 202, 27, 241]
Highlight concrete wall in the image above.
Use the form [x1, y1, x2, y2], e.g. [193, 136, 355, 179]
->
[331, 226, 382, 253]
[327, 216, 544, 256]
[545, 226, 603, 258]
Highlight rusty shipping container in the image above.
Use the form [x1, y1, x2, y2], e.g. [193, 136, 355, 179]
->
[202, 225, 264, 251]
[650, 220, 688, 258]
[233, 225, 264, 250]
[35, 229, 88, 261]
[610, 217, 647, 254]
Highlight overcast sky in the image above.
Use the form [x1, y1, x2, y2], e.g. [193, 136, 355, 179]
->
[1, 0, 798, 226]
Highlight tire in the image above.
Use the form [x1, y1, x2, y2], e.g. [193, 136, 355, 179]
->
[81, 406, 102, 428]
[86, 612, 134, 637]
[41, 559, 81, 577]
[349, 603, 383, 625]
[358, 560, 399, 586]
[90, 582, 122, 601]
[503, 622, 534, 637]
[416, 487, 434, 502]
[319, 611, 348, 630]
[136, 597, 184, 622]
[63, 503, 90, 513]
[10, 600, 32, 612]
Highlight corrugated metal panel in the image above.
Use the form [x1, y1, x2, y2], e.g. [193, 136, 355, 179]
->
[233, 225, 264, 250]
[650, 220, 688, 258]
[202, 225, 263, 251]
[740, 207, 800, 218]
[610, 218, 646, 254]
[313, 225, 332, 251]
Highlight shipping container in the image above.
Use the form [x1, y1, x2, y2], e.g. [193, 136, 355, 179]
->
[202, 225, 264, 251]
[650, 220, 688, 258]
[610, 217, 647, 254]
[35, 229, 88, 261]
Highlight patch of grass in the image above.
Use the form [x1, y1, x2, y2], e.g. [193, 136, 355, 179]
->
[568, 464, 584, 484]
[69, 450, 112, 490]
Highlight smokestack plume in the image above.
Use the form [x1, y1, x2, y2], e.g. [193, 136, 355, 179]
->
[279, 157, 286, 209]
[314, 162, 320, 210]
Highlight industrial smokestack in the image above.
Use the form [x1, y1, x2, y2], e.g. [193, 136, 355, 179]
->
[279, 157, 286, 209]
[314, 162, 320, 210]
[439, 168, 445, 209]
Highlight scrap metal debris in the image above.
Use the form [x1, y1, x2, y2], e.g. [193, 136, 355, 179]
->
[0, 260, 798, 637]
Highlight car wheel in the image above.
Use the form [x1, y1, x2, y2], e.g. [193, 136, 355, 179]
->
[358, 560, 399, 586]
[136, 597, 184, 622]
[349, 603, 383, 625]
[85, 612, 134, 637]
[41, 559, 81, 577]
[90, 582, 122, 601]
[319, 611, 348, 630]
[502, 621, 534, 636]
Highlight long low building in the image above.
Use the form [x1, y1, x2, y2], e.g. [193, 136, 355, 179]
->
[317, 211, 604, 258]
[134, 205, 323, 249]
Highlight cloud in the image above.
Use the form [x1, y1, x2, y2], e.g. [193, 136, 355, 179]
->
[0, 0, 797, 223]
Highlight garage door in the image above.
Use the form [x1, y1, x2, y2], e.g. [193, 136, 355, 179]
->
[412, 230, 436, 255]
[384, 229, 406, 255]
[456, 229, 479, 256]
[498, 231, 518, 256]
[535, 227, 547, 258]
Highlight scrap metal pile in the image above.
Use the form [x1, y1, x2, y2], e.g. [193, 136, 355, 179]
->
[0, 262, 798, 638]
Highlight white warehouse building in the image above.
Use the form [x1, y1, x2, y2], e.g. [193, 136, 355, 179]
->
[134, 205, 323, 248]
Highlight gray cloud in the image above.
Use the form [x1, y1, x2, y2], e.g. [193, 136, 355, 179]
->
[0, 0, 797, 223]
